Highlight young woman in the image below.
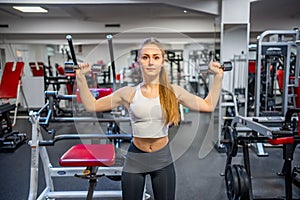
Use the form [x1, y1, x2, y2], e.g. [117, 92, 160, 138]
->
[76, 38, 224, 200]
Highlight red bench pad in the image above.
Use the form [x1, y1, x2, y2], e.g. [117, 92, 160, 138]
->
[59, 144, 115, 167]
[29, 62, 44, 76]
[0, 62, 24, 99]
[268, 137, 294, 145]
[76, 88, 113, 103]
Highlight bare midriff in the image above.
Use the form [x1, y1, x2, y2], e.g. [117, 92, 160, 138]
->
[133, 136, 169, 152]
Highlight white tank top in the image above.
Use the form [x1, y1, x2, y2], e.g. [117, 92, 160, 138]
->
[129, 84, 169, 138]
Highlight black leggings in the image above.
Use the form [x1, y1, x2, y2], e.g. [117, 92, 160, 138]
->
[121, 142, 176, 200]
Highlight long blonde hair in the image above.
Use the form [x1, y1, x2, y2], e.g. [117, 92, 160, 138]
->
[138, 38, 180, 125]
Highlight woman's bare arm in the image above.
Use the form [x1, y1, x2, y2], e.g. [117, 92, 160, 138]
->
[173, 61, 223, 112]
[76, 63, 134, 112]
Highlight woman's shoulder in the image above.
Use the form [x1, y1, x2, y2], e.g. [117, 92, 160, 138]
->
[115, 85, 138, 97]
[119, 85, 138, 92]
[115, 85, 138, 104]
[170, 83, 182, 92]
[170, 83, 186, 98]
[169, 83, 178, 97]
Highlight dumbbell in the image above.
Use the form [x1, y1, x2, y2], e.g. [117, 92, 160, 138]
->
[198, 61, 233, 72]
[220, 61, 233, 71]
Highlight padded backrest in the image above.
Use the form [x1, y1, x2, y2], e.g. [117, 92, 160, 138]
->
[55, 64, 65, 75]
[248, 60, 256, 74]
[0, 62, 24, 99]
[29, 62, 44, 76]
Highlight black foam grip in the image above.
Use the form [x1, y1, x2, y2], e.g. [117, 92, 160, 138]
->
[221, 61, 232, 71]
[66, 35, 78, 66]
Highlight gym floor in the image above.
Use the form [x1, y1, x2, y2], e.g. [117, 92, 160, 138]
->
[0, 110, 300, 200]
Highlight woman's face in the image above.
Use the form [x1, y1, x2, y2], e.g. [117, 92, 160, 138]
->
[138, 43, 164, 78]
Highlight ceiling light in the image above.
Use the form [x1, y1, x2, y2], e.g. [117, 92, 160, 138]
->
[13, 6, 48, 13]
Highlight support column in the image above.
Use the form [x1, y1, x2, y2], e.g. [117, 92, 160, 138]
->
[215, 0, 250, 151]
[220, 0, 250, 92]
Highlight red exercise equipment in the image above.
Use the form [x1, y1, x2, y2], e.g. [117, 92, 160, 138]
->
[0, 62, 26, 125]
[29, 62, 44, 76]
[76, 88, 113, 103]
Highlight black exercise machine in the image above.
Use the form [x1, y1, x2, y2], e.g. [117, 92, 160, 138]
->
[222, 108, 300, 200]
[0, 103, 27, 151]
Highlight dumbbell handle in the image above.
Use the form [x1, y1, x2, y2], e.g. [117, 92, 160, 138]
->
[220, 61, 232, 71]
[198, 61, 232, 72]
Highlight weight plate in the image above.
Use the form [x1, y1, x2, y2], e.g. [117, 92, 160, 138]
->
[292, 166, 300, 188]
[231, 128, 238, 157]
[234, 165, 245, 197]
[225, 164, 240, 200]
[239, 165, 250, 200]
[236, 165, 250, 200]
[223, 126, 238, 157]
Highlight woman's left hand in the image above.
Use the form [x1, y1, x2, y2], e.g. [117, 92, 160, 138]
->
[209, 61, 224, 78]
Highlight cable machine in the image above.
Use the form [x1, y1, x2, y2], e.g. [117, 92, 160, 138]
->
[255, 29, 300, 117]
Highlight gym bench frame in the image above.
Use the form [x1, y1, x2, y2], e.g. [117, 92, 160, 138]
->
[27, 103, 151, 200]
[223, 108, 300, 200]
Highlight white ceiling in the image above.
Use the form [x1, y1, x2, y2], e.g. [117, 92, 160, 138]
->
[0, 0, 299, 44]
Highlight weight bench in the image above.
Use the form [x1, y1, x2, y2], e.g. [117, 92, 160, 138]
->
[29, 62, 44, 76]
[59, 143, 116, 200]
[0, 62, 27, 126]
[27, 107, 131, 200]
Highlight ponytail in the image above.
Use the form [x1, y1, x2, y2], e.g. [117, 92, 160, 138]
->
[159, 67, 180, 125]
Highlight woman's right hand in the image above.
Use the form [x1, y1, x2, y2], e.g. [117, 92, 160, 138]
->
[75, 63, 92, 83]
[76, 63, 91, 76]
[208, 61, 224, 79]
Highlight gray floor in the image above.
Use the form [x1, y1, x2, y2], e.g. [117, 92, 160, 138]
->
[0, 111, 300, 200]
